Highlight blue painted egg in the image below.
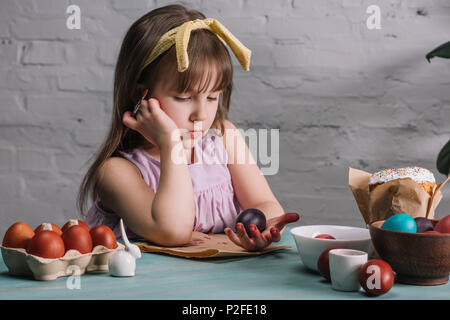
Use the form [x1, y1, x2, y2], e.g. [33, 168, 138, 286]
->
[381, 213, 417, 233]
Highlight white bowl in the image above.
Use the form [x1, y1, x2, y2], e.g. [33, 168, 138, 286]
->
[290, 225, 372, 272]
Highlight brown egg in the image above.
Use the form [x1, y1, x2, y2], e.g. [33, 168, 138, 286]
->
[90, 225, 118, 249]
[26, 230, 65, 259]
[61, 219, 90, 233]
[62, 225, 93, 254]
[2, 222, 35, 249]
[34, 223, 63, 236]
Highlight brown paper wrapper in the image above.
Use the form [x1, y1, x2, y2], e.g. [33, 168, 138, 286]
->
[349, 167, 450, 225]
[134, 232, 291, 258]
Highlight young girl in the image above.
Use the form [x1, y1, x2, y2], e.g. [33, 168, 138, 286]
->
[77, 4, 299, 251]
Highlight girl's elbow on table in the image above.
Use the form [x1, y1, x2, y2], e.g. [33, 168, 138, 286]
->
[142, 218, 193, 247]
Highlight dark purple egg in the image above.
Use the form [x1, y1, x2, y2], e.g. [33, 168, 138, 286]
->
[415, 217, 434, 233]
[235, 208, 267, 238]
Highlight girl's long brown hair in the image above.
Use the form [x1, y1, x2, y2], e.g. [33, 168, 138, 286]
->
[77, 4, 234, 217]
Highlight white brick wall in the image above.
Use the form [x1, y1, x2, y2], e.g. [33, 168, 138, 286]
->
[1, 0, 449, 236]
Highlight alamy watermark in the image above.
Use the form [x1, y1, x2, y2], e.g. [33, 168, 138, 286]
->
[170, 122, 279, 176]
[364, 264, 382, 290]
[66, 4, 382, 31]
[66, 265, 81, 290]
[66, 5, 81, 30]
[366, 5, 381, 30]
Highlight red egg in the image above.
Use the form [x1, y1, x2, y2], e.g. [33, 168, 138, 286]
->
[90, 225, 117, 249]
[61, 219, 90, 233]
[359, 259, 394, 296]
[62, 225, 93, 254]
[317, 247, 342, 281]
[315, 234, 336, 239]
[2, 222, 35, 249]
[34, 223, 63, 236]
[26, 230, 65, 258]
[434, 215, 450, 234]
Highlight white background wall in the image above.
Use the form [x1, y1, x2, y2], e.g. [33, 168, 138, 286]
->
[1, 0, 449, 236]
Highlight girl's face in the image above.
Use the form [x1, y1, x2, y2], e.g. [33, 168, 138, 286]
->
[150, 68, 222, 137]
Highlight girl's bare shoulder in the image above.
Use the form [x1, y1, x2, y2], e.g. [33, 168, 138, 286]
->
[99, 156, 141, 176]
[97, 156, 145, 195]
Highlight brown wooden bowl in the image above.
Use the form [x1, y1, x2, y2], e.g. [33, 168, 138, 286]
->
[369, 219, 450, 286]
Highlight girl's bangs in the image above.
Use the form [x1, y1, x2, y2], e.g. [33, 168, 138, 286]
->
[150, 29, 233, 94]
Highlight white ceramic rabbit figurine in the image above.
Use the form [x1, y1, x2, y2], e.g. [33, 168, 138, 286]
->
[109, 218, 142, 277]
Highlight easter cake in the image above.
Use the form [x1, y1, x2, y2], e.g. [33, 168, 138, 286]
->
[369, 167, 436, 196]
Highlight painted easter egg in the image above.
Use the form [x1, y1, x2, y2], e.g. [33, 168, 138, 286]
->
[414, 217, 434, 233]
[315, 234, 336, 239]
[62, 225, 93, 254]
[317, 247, 342, 281]
[235, 208, 267, 238]
[61, 219, 90, 233]
[382, 213, 417, 233]
[90, 225, 118, 249]
[435, 215, 450, 234]
[34, 223, 63, 236]
[359, 260, 394, 296]
[26, 231, 65, 259]
[2, 222, 35, 249]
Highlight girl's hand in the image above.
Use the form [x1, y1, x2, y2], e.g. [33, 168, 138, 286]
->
[224, 212, 299, 252]
[122, 98, 180, 149]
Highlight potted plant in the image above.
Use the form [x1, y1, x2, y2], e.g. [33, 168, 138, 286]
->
[426, 41, 450, 176]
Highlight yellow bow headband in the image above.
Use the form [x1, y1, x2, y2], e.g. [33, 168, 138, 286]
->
[140, 18, 251, 74]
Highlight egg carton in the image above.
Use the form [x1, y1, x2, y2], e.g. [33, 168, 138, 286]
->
[0, 243, 124, 281]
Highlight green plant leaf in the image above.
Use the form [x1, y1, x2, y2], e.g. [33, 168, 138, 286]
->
[426, 41, 450, 62]
[437, 139, 450, 176]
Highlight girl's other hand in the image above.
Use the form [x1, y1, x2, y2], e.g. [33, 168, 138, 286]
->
[122, 98, 180, 149]
[224, 212, 299, 252]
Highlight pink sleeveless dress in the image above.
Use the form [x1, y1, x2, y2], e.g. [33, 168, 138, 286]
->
[85, 129, 243, 240]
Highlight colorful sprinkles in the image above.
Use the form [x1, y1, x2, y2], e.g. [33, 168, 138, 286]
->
[369, 166, 435, 185]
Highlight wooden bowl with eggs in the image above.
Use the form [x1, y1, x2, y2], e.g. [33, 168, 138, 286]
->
[369, 219, 450, 286]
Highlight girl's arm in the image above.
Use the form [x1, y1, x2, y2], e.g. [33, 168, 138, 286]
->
[96, 141, 195, 246]
[222, 119, 285, 221]
[222, 119, 300, 251]
[151, 140, 196, 241]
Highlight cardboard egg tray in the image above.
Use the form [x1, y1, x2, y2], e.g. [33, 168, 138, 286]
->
[0, 243, 124, 281]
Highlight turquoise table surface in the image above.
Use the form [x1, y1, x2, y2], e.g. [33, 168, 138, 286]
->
[0, 225, 448, 300]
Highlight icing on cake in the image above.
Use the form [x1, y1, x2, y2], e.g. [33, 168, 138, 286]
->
[369, 167, 435, 185]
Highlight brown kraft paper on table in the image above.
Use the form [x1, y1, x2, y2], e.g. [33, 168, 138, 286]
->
[134, 232, 291, 258]
[349, 167, 450, 225]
